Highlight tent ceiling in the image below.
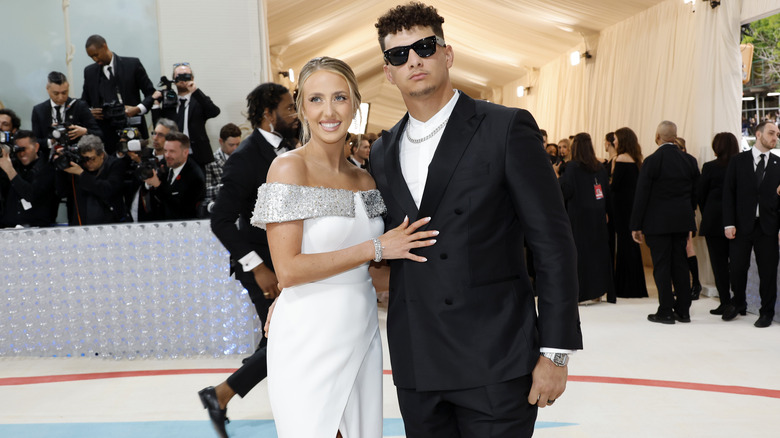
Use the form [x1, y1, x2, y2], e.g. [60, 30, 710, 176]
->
[267, 0, 667, 132]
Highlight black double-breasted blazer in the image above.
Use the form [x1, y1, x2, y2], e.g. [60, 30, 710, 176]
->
[370, 92, 582, 392]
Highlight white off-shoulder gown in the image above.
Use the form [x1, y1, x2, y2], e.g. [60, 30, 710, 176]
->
[252, 183, 385, 438]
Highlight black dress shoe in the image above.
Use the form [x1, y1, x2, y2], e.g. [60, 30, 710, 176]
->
[199, 386, 229, 438]
[709, 303, 728, 315]
[647, 313, 675, 324]
[754, 315, 773, 328]
[722, 304, 746, 321]
[673, 312, 691, 323]
[691, 284, 702, 301]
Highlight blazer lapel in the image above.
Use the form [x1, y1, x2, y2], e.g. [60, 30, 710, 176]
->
[382, 116, 419, 220]
[760, 152, 780, 188]
[252, 130, 280, 164]
[417, 94, 483, 220]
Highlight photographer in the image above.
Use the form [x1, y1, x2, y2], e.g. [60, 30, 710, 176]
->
[153, 63, 220, 168]
[0, 108, 21, 136]
[145, 132, 204, 220]
[125, 118, 178, 222]
[31, 72, 102, 159]
[0, 130, 57, 227]
[81, 35, 159, 155]
[55, 134, 127, 225]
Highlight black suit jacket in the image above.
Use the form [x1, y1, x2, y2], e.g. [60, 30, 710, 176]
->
[31, 98, 102, 155]
[370, 93, 582, 391]
[0, 157, 57, 227]
[210, 129, 277, 273]
[630, 143, 699, 235]
[155, 89, 221, 166]
[723, 150, 780, 236]
[697, 159, 728, 237]
[150, 159, 205, 220]
[82, 54, 157, 147]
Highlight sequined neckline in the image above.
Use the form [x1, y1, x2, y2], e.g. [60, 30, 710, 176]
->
[264, 182, 379, 196]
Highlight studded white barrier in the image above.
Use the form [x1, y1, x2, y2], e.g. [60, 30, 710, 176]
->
[0, 221, 258, 359]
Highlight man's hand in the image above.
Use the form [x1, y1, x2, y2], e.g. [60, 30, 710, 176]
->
[0, 148, 16, 179]
[185, 81, 198, 93]
[631, 230, 644, 244]
[725, 227, 736, 240]
[127, 151, 141, 164]
[252, 263, 280, 299]
[90, 107, 104, 120]
[63, 161, 84, 175]
[152, 90, 162, 101]
[125, 106, 141, 118]
[144, 169, 161, 188]
[67, 125, 87, 140]
[527, 355, 567, 408]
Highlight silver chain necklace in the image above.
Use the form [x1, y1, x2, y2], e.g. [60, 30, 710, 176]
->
[405, 118, 449, 144]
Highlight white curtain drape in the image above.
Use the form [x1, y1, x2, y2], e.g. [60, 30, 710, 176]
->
[504, 0, 742, 164]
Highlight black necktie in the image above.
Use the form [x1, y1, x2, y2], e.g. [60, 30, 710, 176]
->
[107, 66, 115, 81]
[756, 153, 766, 187]
[176, 98, 187, 131]
[54, 105, 62, 124]
[167, 170, 175, 185]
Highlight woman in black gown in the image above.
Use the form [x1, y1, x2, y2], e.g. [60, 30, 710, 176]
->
[559, 133, 615, 303]
[611, 127, 648, 298]
[697, 133, 739, 314]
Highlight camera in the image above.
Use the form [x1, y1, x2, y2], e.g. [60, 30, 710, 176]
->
[50, 124, 74, 147]
[51, 145, 83, 171]
[134, 147, 167, 181]
[102, 101, 129, 130]
[0, 131, 13, 145]
[174, 73, 193, 83]
[157, 76, 178, 110]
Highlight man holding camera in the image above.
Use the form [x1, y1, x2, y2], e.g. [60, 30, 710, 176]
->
[0, 130, 57, 227]
[125, 118, 178, 222]
[154, 63, 220, 168]
[144, 131, 205, 220]
[31, 72, 102, 159]
[82, 34, 158, 155]
[54, 134, 127, 225]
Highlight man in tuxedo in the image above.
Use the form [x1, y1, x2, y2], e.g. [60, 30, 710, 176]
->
[144, 131, 204, 220]
[126, 119, 178, 222]
[630, 121, 699, 324]
[0, 130, 57, 227]
[31, 72, 102, 158]
[155, 63, 221, 168]
[197, 83, 298, 438]
[370, 4, 582, 437]
[81, 34, 158, 155]
[722, 120, 780, 327]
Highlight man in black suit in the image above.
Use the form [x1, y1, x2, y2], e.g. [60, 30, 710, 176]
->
[127, 118, 178, 222]
[631, 121, 699, 324]
[54, 134, 127, 225]
[31, 72, 102, 158]
[155, 63, 221, 168]
[81, 34, 158, 154]
[197, 83, 298, 438]
[0, 130, 57, 227]
[144, 132, 204, 220]
[370, 4, 582, 437]
[722, 121, 780, 327]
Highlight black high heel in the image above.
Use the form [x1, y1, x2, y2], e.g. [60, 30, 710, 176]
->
[691, 284, 702, 300]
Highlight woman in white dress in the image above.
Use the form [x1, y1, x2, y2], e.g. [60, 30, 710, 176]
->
[251, 57, 437, 438]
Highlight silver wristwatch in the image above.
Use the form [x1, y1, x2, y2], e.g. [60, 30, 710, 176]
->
[541, 352, 569, 367]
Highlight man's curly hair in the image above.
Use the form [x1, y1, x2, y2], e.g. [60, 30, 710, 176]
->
[246, 83, 289, 129]
[375, 2, 445, 51]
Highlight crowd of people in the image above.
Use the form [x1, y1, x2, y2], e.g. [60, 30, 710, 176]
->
[2, 2, 778, 438]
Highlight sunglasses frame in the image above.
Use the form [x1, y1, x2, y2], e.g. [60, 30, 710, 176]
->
[383, 35, 446, 66]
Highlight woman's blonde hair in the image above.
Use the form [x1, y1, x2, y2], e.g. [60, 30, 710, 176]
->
[295, 57, 361, 143]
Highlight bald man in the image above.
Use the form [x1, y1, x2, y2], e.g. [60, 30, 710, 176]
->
[630, 121, 699, 324]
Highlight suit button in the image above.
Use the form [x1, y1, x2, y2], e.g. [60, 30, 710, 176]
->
[444, 298, 453, 305]
[440, 253, 448, 260]
[454, 208, 463, 215]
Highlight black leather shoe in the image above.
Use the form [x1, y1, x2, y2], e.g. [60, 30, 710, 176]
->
[673, 312, 691, 323]
[710, 303, 728, 315]
[754, 315, 773, 328]
[722, 304, 746, 321]
[691, 284, 702, 301]
[198, 386, 229, 438]
[648, 313, 675, 324]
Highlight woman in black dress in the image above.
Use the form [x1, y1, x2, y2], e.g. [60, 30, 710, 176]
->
[611, 127, 648, 298]
[560, 133, 615, 303]
[697, 133, 739, 314]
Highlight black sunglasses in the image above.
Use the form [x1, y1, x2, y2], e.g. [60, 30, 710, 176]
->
[383, 35, 446, 66]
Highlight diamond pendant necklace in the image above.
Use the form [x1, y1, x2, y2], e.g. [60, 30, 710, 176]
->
[405, 118, 449, 144]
